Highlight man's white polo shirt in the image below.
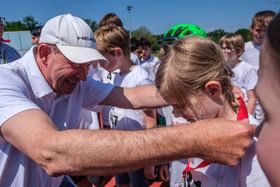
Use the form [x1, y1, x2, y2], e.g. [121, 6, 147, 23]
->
[0, 47, 114, 187]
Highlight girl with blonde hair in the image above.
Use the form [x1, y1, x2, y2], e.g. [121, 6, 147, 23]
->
[155, 36, 268, 187]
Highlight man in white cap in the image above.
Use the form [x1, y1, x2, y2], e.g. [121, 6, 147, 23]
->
[0, 14, 254, 187]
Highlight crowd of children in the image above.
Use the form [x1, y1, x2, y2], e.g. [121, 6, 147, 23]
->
[84, 10, 276, 187]
[0, 9, 278, 187]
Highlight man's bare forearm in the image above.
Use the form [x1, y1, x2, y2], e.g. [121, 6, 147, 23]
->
[49, 125, 196, 176]
[47, 118, 254, 176]
[2, 109, 254, 177]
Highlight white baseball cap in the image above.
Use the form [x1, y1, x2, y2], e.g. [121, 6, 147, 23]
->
[39, 14, 107, 64]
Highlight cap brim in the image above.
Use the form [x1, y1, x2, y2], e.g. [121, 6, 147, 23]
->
[57, 45, 108, 64]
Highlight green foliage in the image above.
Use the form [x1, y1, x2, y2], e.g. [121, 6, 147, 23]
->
[5, 16, 38, 31]
[207, 28, 252, 44]
[4, 16, 98, 33]
[23, 16, 38, 31]
[131, 26, 152, 39]
[131, 26, 161, 51]
[207, 29, 228, 43]
[5, 21, 28, 31]
[83, 19, 98, 32]
[235, 28, 252, 42]
[3, 15, 253, 53]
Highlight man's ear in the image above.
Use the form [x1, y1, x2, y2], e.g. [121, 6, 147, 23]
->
[205, 81, 222, 99]
[37, 44, 51, 66]
[114, 47, 123, 57]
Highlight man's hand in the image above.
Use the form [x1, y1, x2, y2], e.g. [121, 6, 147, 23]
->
[192, 118, 255, 166]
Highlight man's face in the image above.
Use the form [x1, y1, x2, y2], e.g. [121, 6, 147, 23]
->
[42, 45, 90, 94]
[251, 25, 266, 46]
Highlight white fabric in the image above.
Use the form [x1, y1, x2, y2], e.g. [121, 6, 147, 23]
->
[231, 61, 258, 103]
[39, 14, 107, 64]
[77, 65, 122, 130]
[231, 61, 264, 122]
[254, 101, 265, 123]
[77, 66, 105, 131]
[130, 52, 139, 64]
[159, 106, 189, 126]
[179, 116, 269, 187]
[78, 109, 100, 130]
[138, 55, 160, 81]
[89, 64, 103, 82]
[95, 67, 120, 127]
[89, 64, 119, 84]
[0, 48, 114, 187]
[101, 69, 120, 84]
[109, 65, 153, 130]
[161, 108, 189, 187]
[240, 41, 261, 70]
[169, 159, 189, 187]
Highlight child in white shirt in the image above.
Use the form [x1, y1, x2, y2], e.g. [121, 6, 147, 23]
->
[219, 33, 263, 122]
[95, 25, 156, 187]
[155, 36, 269, 187]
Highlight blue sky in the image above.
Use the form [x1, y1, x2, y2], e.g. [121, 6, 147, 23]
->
[2, 0, 279, 35]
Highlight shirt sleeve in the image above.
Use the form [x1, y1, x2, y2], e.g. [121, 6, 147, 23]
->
[243, 68, 258, 90]
[0, 69, 39, 127]
[138, 78, 154, 86]
[82, 78, 115, 111]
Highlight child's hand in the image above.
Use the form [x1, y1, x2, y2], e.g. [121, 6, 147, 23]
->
[232, 85, 244, 98]
[159, 164, 170, 182]
[144, 165, 156, 179]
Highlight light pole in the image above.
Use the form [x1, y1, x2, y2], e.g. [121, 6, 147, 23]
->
[126, 5, 133, 38]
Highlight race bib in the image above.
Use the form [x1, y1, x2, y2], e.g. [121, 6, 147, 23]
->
[179, 171, 202, 187]
[109, 107, 125, 128]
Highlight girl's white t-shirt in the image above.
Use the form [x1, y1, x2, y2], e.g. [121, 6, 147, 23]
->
[179, 115, 269, 187]
[109, 65, 153, 130]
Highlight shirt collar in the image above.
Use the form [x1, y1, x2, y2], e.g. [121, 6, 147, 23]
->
[23, 47, 57, 99]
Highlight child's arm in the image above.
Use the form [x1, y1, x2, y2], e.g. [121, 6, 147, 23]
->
[232, 84, 244, 98]
[144, 165, 157, 179]
[143, 109, 157, 129]
[143, 109, 157, 179]
[246, 90, 257, 115]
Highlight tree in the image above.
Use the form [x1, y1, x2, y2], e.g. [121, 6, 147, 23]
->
[5, 21, 27, 31]
[131, 26, 152, 39]
[23, 16, 38, 31]
[235, 28, 252, 42]
[131, 26, 160, 52]
[207, 29, 228, 43]
[5, 16, 39, 31]
[84, 19, 98, 32]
